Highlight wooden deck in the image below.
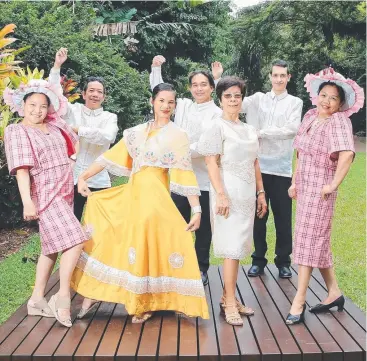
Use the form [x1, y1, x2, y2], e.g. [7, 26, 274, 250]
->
[0, 265, 365, 361]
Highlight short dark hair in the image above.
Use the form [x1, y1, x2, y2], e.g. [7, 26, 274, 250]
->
[23, 92, 51, 106]
[188, 70, 215, 88]
[216, 76, 246, 100]
[152, 83, 176, 101]
[318, 81, 346, 104]
[270, 59, 289, 74]
[83, 76, 106, 94]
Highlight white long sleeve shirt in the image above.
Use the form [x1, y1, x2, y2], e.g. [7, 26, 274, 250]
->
[49, 68, 118, 188]
[150, 66, 222, 191]
[242, 90, 303, 177]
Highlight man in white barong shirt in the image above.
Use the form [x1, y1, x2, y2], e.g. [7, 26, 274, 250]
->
[49, 48, 118, 220]
[150, 55, 222, 286]
[215, 60, 303, 278]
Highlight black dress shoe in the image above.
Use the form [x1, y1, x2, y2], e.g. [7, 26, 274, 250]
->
[279, 266, 292, 278]
[247, 265, 264, 277]
[201, 271, 209, 286]
[286, 304, 306, 325]
[309, 295, 345, 313]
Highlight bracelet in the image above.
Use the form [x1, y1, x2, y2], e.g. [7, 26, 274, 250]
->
[192, 205, 202, 214]
[256, 190, 265, 196]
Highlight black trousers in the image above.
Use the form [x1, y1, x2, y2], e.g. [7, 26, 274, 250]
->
[73, 185, 106, 221]
[251, 173, 292, 269]
[171, 191, 212, 273]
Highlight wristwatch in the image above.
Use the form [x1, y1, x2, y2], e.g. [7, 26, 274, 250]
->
[256, 190, 265, 196]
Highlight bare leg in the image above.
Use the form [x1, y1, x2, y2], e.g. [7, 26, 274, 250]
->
[222, 258, 239, 303]
[30, 253, 58, 302]
[289, 265, 313, 315]
[56, 243, 84, 319]
[319, 267, 342, 304]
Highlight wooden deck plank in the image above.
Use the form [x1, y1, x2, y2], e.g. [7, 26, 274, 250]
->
[94, 304, 128, 361]
[53, 298, 99, 361]
[11, 291, 77, 361]
[262, 265, 322, 361]
[137, 313, 162, 361]
[74, 302, 116, 361]
[0, 266, 364, 361]
[115, 317, 143, 361]
[207, 267, 240, 361]
[32, 294, 84, 361]
[0, 272, 59, 345]
[237, 267, 281, 361]
[267, 265, 343, 361]
[289, 267, 365, 360]
[157, 313, 178, 361]
[197, 284, 219, 361]
[293, 265, 366, 331]
[178, 314, 197, 361]
[218, 267, 260, 361]
[246, 268, 301, 361]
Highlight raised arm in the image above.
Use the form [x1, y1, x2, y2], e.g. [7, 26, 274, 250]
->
[211, 61, 260, 116]
[49, 48, 75, 124]
[149, 55, 166, 90]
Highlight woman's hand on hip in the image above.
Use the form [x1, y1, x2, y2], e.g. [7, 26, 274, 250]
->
[78, 178, 91, 197]
[23, 199, 38, 221]
[216, 192, 229, 218]
[186, 213, 201, 232]
[256, 193, 267, 218]
[288, 183, 297, 199]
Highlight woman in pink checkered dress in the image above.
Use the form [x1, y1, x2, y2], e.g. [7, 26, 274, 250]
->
[4, 81, 89, 328]
[285, 68, 364, 325]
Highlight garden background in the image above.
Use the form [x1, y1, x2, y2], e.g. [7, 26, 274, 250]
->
[0, 0, 365, 324]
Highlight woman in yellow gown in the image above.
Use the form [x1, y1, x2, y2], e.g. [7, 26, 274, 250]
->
[71, 83, 209, 323]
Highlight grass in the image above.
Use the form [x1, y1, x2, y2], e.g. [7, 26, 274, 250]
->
[0, 153, 365, 324]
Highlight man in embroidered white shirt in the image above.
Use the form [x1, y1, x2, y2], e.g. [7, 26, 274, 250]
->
[150, 55, 222, 286]
[215, 60, 303, 278]
[49, 48, 118, 220]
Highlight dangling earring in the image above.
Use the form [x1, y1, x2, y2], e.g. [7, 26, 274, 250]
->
[170, 109, 176, 122]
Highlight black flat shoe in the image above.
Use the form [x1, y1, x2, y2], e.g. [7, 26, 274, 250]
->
[201, 271, 209, 286]
[286, 304, 306, 325]
[279, 266, 292, 278]
[309, 295, 345, 313]
[248, 265, 264, 277]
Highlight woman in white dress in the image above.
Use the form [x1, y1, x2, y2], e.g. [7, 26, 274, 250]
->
[197, 76, 268, 326]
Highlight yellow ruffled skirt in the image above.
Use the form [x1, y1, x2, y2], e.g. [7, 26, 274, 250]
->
[71, 166, 209, 319]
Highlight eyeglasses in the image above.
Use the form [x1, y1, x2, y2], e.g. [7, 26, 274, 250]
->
[222, 93, 242, 100]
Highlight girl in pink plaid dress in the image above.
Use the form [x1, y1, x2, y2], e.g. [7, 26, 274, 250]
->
[285, 68, 364, 325]
[4, 81, 89, 328]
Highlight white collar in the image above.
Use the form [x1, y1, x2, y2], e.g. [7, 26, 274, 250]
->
[195, 99, 216, 111]
[270, 90, 288, 100]
[82, 105, 104, 116]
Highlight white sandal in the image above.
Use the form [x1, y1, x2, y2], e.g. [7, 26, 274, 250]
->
[27, 298, 54, 318]
[48, 294, 72, 327]
[77, 301, 100, 319]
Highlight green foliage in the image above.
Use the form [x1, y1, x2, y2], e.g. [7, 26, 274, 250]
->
[0, 1, 150, 133]
[95, 8, 137, 24]
[223, 0, 366, 132]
